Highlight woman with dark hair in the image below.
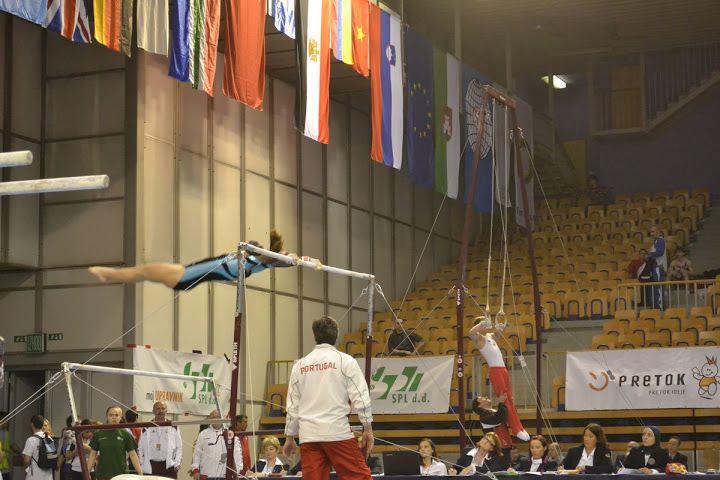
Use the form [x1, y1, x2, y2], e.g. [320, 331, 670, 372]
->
[560, 423, 613, 474]
[449, 433, 504, 475]
[623, 426, 668, 474]
[514, 435, 558, 473]
[418, 438, 447, 475]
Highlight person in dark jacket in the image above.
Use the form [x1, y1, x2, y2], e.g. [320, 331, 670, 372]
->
[448, 433, 504, 475]
[560, 423, 613, 474]
[249, 437, 288, 476]
[471, 394, 512, 468]
[514, 435, 558, 473]
[666, 436, 688, 468]
[624, 426, 668, 474]
[614, 441, 639, 472]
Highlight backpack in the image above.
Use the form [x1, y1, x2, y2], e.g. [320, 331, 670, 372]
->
[34, 434, 58, 470]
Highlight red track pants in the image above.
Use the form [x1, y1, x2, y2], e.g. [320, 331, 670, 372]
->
[489, 366, 525, 438]
[300, 438, 371, 480]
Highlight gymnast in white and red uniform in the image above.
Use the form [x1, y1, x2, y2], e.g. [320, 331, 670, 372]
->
[468, 319, 530, 442]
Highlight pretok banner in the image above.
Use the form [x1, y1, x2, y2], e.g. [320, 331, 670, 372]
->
[132, 348, 231, 415]
[565, 346, 720, 411]
[356, 355, 453, 414]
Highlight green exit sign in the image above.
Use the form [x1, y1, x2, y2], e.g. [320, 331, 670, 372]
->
[48, 333, 63, 341]
[26, 334, 45, 354]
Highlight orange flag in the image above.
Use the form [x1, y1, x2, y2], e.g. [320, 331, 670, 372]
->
[350, 0, 369, 77]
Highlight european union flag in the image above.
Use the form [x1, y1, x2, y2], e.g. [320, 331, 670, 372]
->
[405, 28, 435, 190]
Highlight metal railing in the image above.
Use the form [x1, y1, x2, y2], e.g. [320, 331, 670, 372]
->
[616, 278, 717, 312]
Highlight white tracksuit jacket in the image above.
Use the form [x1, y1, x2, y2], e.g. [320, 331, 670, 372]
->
[284, 344, 373, 443]
[191, 427, 243, 478]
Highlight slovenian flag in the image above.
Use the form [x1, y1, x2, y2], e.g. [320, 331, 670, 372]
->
[369, 4, 402, 170]
[406, 28, 435, 190]
[332, 0, 369, 77]
[433, 48, 460, 198]
[295, 0, 332, 144]
[169, 0, 221, 96]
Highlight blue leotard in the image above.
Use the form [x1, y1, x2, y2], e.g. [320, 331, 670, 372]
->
[173, 254, 272, 291]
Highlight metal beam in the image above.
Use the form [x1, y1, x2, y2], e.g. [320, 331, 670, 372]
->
[0, 150, 33, 168]
[0, 175, 109, 196]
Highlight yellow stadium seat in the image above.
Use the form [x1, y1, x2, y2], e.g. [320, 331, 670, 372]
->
[699, 331, 720, 346]
[430, 328, 456, 342]
[587, 291, 609, 319]
[617, 333, 643, 349]
[638, 309, 662, 327]
[603, 320, 628, 336]
[265, 384, 288, 416]
[672, 331, 697, 346]
[682, 317, 706, 337]
[644, 331, 671, 347]
[707, 317, 720, 331]
[551, 376, 566, 409]
[654, 318, 680, 336]
[592, 334, 617, 350]
[614, 309, 637, 325]
[663, 307, 688, 323]
[564, 292, 586, 320]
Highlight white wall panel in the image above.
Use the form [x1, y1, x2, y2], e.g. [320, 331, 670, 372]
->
[394, 172, 413, 223]
[372, 164, 392, 217]
[47, 34, 124, 76]
[349, 111, 370, 209]
[274, 183, 299, 294]
[43, 285, 124, 350]
[45, 136, 126, 202]
[328, 305, 349, 342]
[301, 135, 323, 194]
[245, 173, 270, 289]
[143, 54, 175, 143]
[350, 208, 370, 295]
[373, 217, 393, 296]
[301, 299, 324, 355]
[243, 289, 271, 400]
[87, 371, 127, 424]
[0, 290, 35, 353]
[327, 101, 348, 201]
[11, 19, 41, 140]
[275, 294, 298, 360]
[179, 84, 208, 156]
[211, 283, 236, 357]
[178, 286, 209, 352]
[326, 201, 348, 305]
[141, 137, 175, 262]
[7, 138, 39, 267]
[178, 149, 210, 263]
[245, 100, 269, 176]
[213, 163, 241, 255]
[394, 223, 413, 302]
[301, 192, 324, 300]
[46, 72, 125, 139]
[273, 79, 297, 184]
[43, 200, 124, 266]
[213, 78, 242, 168]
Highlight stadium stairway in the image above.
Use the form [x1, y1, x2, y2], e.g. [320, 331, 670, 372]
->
[690, 200, 720, 274]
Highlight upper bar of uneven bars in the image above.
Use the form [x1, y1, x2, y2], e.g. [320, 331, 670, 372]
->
[0, 175, 109, 196]
[62, 362, 215, 383]
[0, 150, 33, 168]
[239, 242, 374, 281]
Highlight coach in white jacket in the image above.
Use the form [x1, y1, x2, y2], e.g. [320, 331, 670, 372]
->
[138, 401, 182, 477]
[282, 316, 373, 480]
[191, 410, 243, 480]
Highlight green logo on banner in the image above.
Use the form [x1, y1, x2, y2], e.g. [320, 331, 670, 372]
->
[371, 366, 427, 403]
[182, 362, 216, 404]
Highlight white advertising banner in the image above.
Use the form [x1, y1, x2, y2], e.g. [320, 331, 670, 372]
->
[566, 346, 720, 411]
[356, 355, 454, 414]
[133, 348, 231, 415]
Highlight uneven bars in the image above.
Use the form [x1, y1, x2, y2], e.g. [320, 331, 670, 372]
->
[0, 175, 109, 196]
[0, 150, 33, 168]
[239, 242, 375, 281]
[62, 362, 215, 383]
[73, 419, 232, 431]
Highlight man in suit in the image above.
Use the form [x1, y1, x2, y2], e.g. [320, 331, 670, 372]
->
[666, 437, 688, 468]
[614, 441, 638, 472]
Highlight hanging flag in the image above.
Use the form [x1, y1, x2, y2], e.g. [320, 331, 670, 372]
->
[295, 0, 331, 144]
[369, 4, 402, 169]
[45, 0, 93, 43]
[137, 0, 168, 55]
[93, 0, 133, 56]
[169, 0, 221, 95]
[493, 98, 511, 206]
[433, 49, 460, 198]
[0, 0, 46, 25]
[223, 0, 266, 110]
[406, 28, 434, 190]
[268, 0, 295, 39]
[515, 97, 535, 229]
[462, 65, 493, 213]
[332, 0, 369, 77]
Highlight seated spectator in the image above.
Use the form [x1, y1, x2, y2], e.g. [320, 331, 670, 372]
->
[418, 438, 447, 475]
[586, 174, 612, 206]
[514, 435, 558, 473]
[666, 436, 688, 468]
[64, 420, 94, 480]
[386, 319, 424, 356]
[249, 436, 287, 476]
[668, 249, 693, 281]
[623, 426, 668, 474]
[448, 433, 504, 475]
[547, 442, 563, 464]
[627, 249, 647, 280]
[613, 441, 639, 472]
[560, 423, 613, 474]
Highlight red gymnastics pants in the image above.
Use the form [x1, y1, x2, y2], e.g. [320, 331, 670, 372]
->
[300, 438, 371, 480]
[489, 366, 525, 438]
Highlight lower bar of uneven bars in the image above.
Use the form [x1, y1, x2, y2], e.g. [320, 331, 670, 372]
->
[0, 175, 109, 196]
[63, 362, 215, 383]
[235, 426, 364, 437]
[74, 419, 232, 431]
[239, 242, 374, 281]
[0, 150, 33, 168]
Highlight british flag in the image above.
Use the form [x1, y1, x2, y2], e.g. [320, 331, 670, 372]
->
[45, 0, 93, 43]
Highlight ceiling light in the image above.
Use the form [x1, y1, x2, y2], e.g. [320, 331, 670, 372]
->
[541, 75, 567, 89]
